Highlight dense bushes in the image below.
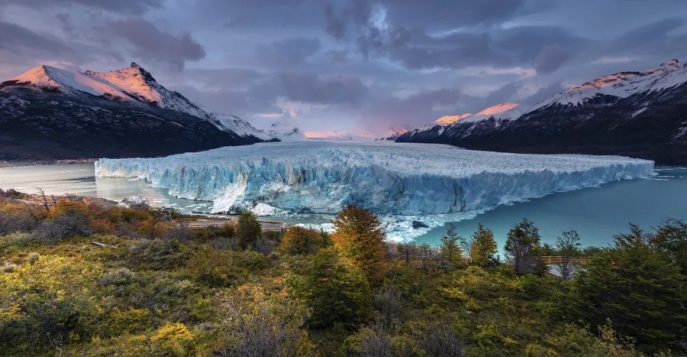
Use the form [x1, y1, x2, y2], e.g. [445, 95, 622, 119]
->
[1, 195, 686, 356]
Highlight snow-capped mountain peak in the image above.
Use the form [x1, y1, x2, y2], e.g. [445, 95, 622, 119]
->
[461, 103, 524, 123]
[533, 59, 687, 110]
[85, 63, 163, 104]
[11, 65, 140, 102]
[85, 62, 212, 120]
[435, 113, 472, 125]
[660, 59, 682, 70]
[8, 63, 216, 121]
[476, 102, 519, 116]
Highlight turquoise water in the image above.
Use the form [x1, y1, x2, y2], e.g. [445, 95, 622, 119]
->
[1, 164, 686, 248]
[414, 167, 687, 249]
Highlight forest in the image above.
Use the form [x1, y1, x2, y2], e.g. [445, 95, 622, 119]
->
[0, 188, 685, 356]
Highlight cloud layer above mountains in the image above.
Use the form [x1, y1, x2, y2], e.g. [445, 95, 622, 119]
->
[1, 0, 685, 135]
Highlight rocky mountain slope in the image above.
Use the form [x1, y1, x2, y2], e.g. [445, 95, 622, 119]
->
[397, 60, 687, 164]
[0, 63, 273, 160]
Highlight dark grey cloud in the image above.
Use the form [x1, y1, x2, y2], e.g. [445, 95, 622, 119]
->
[107, 19, 206, 71]
[465, 83, 521, 111]
[185, 68, 264, 86]
[279, 72, 368, 105]
[387, 31, 503, 70]
[256, 38, 322, 68]
[535, 44, 572, 74]
[616, 18, 683, 47]
[323, 3, 347, 39]
[0, 0, 163, 14]
[610, 18, 684, 56]
[363, 87, 462, 131]
[522, 81, 566, 106]
[0, 21, 70, 54]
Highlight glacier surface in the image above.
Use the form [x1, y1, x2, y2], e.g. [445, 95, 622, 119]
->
[95, 141, 654, 240]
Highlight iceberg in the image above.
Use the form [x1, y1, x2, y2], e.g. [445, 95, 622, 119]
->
[95, 141, 654, 239]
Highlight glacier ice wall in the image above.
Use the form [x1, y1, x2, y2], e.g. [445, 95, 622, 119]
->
[95, 141, 654, 216]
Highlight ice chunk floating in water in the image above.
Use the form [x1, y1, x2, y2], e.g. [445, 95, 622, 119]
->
[95, 141, 654, 237]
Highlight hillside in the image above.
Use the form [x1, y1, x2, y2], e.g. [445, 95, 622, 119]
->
[0, 190, 684, 356]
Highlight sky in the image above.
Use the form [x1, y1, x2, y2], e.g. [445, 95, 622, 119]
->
[1, 0, 686, 137]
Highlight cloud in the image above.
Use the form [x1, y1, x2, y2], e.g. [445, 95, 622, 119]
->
[519, 81, 566, 106]
[323, 3, 347, 39]
[615, 18, 683, 48]
[279, 72, 368, 105]
[363, 87, 462, 131]
[535, 44, 572, 74]
[0, 21, 71, 54]
[591, 56, 640, 64]
[324, 0, 529, 38]
[1, 0, 163, 14]
[184, 68, 263, 87]
[256, 37, 322, 67]
[107, 19, 206, 71]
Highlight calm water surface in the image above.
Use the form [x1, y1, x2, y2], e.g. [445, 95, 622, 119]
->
[1, 164, 686, 248]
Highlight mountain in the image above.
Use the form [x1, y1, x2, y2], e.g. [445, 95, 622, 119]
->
[397, 59, 687, 164]
[267, 122, 305, 141]
[211, 113, 274, 141]
[399, 103, 523, 142]
[0, 63, 273, 160]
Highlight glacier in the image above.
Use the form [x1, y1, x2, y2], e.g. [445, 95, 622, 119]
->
[95, 141, 654, 240]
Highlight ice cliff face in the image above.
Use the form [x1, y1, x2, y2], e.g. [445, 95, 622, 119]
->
[95, 141, 654, 217]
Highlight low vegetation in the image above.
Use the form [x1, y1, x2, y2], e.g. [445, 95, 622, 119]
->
[0, 192, 685, 356]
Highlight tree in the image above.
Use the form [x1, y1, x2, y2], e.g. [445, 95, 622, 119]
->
[332, 205, 387, 285]
[236, 211, 262, 250]
[556, 230, 581, 280]
[419, 243, 436, 272]
[440, 224, 465, 269]
[279, 226, 324, 255]
[468, 224, 498, 267]
[572, 225, 687, 354]
[396, 242, 418, 265]
[290, 249, 373, 328]
[652, 219, 687, 275]
[504, 219, 543, 275]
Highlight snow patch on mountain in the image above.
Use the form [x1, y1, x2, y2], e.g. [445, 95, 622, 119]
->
[461, 103, 524, 124]
[435, 113, 472, 125]
[268, 122, 305, 141]
[403, 103, 524, 138]
[212, 113, 274, 140]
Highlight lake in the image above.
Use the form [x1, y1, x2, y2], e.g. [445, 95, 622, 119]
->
[1, 163, 686, 249]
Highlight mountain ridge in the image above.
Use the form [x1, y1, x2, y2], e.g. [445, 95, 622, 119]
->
[397, 59, 687, 164]
[0, 63, 274, 160]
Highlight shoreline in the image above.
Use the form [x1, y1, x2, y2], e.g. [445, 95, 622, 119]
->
[0, 159, 97, 167]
